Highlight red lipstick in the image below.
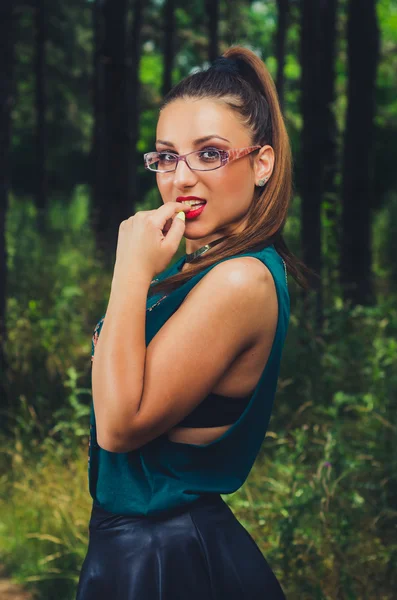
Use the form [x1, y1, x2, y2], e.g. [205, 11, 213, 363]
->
[176, 196, 206, 202]
[184, 204, 206, 219]
[176, 196, 207, 219]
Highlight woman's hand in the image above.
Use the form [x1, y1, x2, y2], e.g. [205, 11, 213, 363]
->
[113, 202, 192, 283]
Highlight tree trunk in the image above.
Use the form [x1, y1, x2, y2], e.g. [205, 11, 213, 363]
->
[0, 0, 14, 426]
[92, 0, 131, 262]
[300, 0, 338, 328]
[130, 0, 144, 210]
[91, 0, 105, 238]
[319, 0, 339, 304]
[275, 0, 289, 113]
[206, 0, 219, 62]
[340, 0, 379, 305]
[34, 0, 48, 232]
[162, 0, 175, 97]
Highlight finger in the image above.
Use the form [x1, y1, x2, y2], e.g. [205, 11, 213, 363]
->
[161, 210, 185, 253]
[162, 217, 173, 234]
[151, 202, 192, 230]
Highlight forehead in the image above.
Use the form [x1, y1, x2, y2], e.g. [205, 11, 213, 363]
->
[156, 98, 249, 145]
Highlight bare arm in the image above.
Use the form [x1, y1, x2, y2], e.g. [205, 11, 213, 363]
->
[93, 257, 276, 453]
[91, 269, 153, 445]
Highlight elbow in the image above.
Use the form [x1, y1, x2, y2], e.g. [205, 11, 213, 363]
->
[94, 400, 151, 453]
[93, 398, 141, 453]
[96, 426, 140, 454]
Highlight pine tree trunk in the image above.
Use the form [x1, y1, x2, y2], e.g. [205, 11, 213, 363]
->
[91, 0, 105, 237]
[92, 0, 131, 261]
[34, 0, 48, 232]
[162, 0, 175, 97]
[319, 0, 338, 304]
[340, 0, 379, 305]
[130, 0, 144, 211]
[0, 0, 14, 427]
[206, 0, 219, 62]
[275, 0, 289, 113]
[300, 0, 324, 327]
[300, 0, 338, 328]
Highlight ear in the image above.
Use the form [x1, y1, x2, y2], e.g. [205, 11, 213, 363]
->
[254, 145, 274, 185]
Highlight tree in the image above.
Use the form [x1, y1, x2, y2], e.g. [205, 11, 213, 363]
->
[0, 0, 14, 423]
[162, 0, 175, 97]
[91, 0, 132, 260]
[275, 0, 290, 112]
[340, 0, 380, 305]
[34, 0, 48, 231]
[206, 0, 220, 62]
[299, 0, 338, 327]
[130, 0, 144, 211]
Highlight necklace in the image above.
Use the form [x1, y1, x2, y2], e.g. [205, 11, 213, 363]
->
[185, 238, 288, 286]
[148, 236, 229, 310]
[183, 236, 288, 285]
[184, 235, 229, 263]
[148, 238, 288, 311]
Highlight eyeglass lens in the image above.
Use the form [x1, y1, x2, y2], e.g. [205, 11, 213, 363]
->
[147, 149, 222, 172]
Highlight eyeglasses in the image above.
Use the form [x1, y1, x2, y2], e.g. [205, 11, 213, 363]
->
[143, 145, 261, 173]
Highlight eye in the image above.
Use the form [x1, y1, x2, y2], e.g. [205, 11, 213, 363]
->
[198, 147, 221, 161]
[158, 152, 177, 162]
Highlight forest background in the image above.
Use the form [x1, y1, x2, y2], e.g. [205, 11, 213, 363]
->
[0, 0, 396, 599]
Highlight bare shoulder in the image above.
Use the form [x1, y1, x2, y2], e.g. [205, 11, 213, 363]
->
[189, 255, 276, 303]
[180, 255, 278, 348]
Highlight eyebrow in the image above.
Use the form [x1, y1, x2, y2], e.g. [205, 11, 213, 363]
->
[155, 135, 231, 147]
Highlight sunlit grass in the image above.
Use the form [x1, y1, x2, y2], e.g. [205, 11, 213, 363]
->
[0, 434, 91, 598]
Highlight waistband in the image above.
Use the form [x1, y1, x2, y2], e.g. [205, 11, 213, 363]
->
[89, 493, 225, 528]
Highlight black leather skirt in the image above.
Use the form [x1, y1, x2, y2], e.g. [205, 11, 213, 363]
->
[76, 493, 286, 599]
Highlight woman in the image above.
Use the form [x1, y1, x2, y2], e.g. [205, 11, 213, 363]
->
[76, 45, 311, 599]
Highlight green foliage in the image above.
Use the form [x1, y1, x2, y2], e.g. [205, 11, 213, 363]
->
[140, 54, 163, 89]
[2, 293, 396, 598]
[3, 0, 397, 598]
[227, 298, 397, 599]
[373, 192, 397, 291]
[1, 189, 396, 599]
[4, 190, 110, 432]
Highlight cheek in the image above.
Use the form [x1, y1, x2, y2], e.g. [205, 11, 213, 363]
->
[156, 175, 173, 198]
[210, 168, 240, 193]
[211, 167, 253, 208]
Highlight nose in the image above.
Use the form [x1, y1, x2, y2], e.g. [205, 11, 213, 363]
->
[173, 156, 199, 188]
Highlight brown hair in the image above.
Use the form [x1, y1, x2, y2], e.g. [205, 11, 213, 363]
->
[148, 45, 314, 298]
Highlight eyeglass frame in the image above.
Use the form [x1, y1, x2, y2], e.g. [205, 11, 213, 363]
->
[143, 145, 262, 173]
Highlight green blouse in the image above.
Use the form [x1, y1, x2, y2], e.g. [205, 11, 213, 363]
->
[88, 243, 290, 516]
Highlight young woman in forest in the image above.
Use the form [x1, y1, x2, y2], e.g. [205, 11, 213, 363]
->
[76, 45, 310, 599]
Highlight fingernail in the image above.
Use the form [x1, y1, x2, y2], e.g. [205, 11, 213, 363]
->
[176, 211, 185, 221]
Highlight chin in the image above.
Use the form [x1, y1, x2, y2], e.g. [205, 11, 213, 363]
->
[183, 229, 214, 239]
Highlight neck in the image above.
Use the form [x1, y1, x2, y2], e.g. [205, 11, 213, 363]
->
[185, 215, 250, 255]
[180, 236, 229, 269]
[185, 239, 214, 254]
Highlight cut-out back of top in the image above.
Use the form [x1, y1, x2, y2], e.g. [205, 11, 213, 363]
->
[175, 391, 253, 428]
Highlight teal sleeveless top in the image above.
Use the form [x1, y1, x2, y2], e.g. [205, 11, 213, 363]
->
[88, 244, 290, 516]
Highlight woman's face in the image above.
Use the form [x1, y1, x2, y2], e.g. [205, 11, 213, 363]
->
[155, 98, 273, 252]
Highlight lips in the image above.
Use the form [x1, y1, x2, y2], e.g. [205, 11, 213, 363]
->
[176, 196, 207, 203]
[185, 203, 206, 219]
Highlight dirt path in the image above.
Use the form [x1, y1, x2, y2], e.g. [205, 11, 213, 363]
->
[0, 566, 33, 600]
